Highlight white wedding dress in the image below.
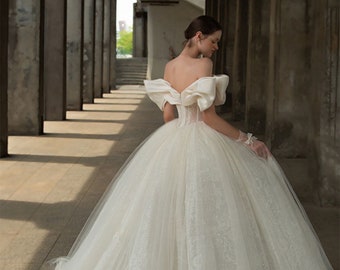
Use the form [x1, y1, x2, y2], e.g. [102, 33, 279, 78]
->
[48, 75, 332, 269]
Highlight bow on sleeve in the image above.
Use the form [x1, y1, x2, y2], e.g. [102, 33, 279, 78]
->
[181, 75, 229, 111]
[144, 79, 180, 111]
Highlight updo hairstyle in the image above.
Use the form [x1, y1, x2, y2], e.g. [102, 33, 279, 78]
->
[184, 15, 222, 46]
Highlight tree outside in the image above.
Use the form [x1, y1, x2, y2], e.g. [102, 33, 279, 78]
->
[117, 29, 133, 57]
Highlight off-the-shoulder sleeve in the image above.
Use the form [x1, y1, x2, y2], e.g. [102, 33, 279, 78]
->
[214, 75, 229, 106]
[144, 79, 180, 111]
[181, 75, 229, 111]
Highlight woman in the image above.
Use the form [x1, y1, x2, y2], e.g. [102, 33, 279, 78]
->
[48, 15, 332, 269]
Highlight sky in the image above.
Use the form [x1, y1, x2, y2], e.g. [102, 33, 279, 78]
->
[117, 0, 136, 30]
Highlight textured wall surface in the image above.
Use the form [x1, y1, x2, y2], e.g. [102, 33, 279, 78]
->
[102, 0, 112, 93]
[94, 0, 104, 98]
[0, 0, 8, 157]
[44, 0, 67, 121]
[310, 0, 340, 206]
[8, 0, 42, 134]
[66, 0, 83, 110]
[267, 0, 312, 157]
[83, 0, 95, 103]
[245, 0, 270, 134]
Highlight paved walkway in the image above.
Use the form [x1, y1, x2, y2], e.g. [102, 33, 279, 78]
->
[0, 86, 339, 270]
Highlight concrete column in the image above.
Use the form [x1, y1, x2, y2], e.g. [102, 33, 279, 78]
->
[231, 0, 249, 120]
[8, 0, 43, 134]
[83, 0, 95, 103]
[245, 0, 270, 135]
[310, 0, 340, 206]
[66, 0, 84, 111]
[205, 0, 237, 113]
[266, 0, 278, 150]
[44, 0, 67, 120]
[0, 0, 8, 157]
[205, 0, 228, 74]
[266, 0, 311, 157]
[94, 0, 104, 98]
[133, 3, 147, 57]
[110, 0, 117, 89]
[102, 0, 111, 93]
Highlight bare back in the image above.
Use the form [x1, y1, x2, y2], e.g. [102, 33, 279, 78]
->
[164, 56, 213, 93]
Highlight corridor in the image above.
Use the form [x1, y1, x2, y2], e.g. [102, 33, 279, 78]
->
[0, 86, 339, 270]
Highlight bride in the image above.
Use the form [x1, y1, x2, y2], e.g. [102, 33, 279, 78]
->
[47, 15, 332, 269]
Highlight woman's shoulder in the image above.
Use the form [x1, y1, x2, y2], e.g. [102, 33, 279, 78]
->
[195, 57, 213, 77]
[164, 57, 180, 75]
[199, 57, 213, 64]
[164, 56, 213, 83]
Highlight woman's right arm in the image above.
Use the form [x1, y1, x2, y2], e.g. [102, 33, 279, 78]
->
[163, 102, 175, 123]
[162, 63, 176, 123]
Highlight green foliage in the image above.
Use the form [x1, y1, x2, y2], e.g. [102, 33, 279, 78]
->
[117, 30, 133, 56]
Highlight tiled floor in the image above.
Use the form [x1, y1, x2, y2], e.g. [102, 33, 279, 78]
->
[0, 85, 338, 270]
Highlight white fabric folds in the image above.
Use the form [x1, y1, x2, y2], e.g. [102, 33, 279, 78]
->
[47, 75, 333, 270]
[144, 75, 229, 111]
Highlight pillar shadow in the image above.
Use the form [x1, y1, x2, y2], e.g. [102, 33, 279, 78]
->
[0, 89, 163, 270]
[3, 154, 111, 165]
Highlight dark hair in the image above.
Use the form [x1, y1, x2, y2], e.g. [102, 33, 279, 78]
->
[184, 15, 222, 40]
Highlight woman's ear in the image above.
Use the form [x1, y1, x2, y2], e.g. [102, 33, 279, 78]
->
[195, 31, 203, 42]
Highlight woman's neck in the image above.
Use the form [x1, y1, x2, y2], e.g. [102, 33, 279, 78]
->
[180, 44, 201, 59]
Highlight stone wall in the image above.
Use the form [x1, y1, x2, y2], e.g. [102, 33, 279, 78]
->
[245, 0, 270, 134]
[67, 0, 84, 110]
[102, 0, 112, 93]
[8, 0, 43, 134]
[109, 0, 117, 89]
[83, 0, 95, 103]
[310, 0, 340, 205]
[0, 0, 9, 157]
[266, 0, 312, 157]
[44, 0, 67, 121]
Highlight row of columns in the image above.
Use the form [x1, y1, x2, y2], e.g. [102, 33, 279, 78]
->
[206, 0, 340, 205]
[0, 0, 117, 157]
[206, 0, 324, 153]
[206, 0, 269, 133]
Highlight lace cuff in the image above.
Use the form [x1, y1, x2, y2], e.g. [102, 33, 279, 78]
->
[236, 131, 257, 145]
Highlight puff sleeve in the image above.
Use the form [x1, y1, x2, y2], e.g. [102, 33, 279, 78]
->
[214, 75, 229, 106]
[144, 79, 180, 111]
[181, 75, 229, 111]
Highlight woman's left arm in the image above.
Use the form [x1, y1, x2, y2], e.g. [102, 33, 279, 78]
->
[202, 105, 271, 159]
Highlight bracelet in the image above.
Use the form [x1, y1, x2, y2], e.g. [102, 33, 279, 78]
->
[237, 131, 257, 145]
[244, 133, 257, 145]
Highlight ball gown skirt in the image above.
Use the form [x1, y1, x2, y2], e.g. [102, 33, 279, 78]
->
[47, 75, 332, 269]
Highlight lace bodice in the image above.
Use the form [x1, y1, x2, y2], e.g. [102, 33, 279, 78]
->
[144, 75, 229, 126]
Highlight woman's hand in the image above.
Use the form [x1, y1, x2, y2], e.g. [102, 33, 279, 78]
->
[237, 131, 271, 159]
[248, 140, 271, 159]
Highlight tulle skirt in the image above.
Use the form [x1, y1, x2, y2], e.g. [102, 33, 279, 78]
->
[48, 120, 332, 270]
